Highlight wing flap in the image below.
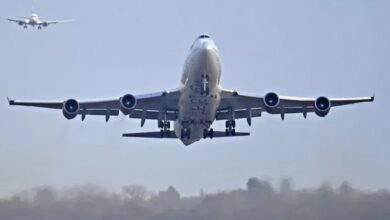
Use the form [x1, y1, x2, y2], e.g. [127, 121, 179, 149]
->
[130, 110, 177, 121]
[79, 109, 119, 116]
[216, 109, 262, 120]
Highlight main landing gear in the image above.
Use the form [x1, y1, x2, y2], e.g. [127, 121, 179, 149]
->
[225, 120, 236, 136]
[203, 128, 214, 139]
[158, 120, 171, 137]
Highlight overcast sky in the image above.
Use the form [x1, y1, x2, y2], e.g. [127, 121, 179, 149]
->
[0, 0, 389, 197]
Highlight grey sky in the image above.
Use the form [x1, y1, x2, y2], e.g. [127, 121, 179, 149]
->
[0, 0, 389, 197]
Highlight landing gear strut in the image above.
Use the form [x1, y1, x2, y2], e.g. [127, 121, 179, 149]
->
[203, 128, 214, 139]
[225, 120, 236, 136]
[23, 25, 27, 29]
[158, 121, 171, 137]
[38, 26, 42, 30]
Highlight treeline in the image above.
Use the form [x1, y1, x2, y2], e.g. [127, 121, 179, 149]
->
[1, 178, 389, 220]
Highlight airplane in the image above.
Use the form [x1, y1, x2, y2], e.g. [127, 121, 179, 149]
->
[7, 35, 374, 146]
[4, 13, 73, 29]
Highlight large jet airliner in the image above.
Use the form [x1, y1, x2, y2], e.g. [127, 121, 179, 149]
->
[8, 35, 374, 145]
[4, 13, 73, 29]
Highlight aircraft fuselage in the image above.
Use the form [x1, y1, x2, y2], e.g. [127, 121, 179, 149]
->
[175, 36, 222, 145]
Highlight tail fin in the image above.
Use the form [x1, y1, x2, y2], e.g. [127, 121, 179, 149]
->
[31, 0, 35, 15]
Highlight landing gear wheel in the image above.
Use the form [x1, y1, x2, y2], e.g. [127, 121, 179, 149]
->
[231, 129, 236, 136]
[203, 128, 214, 139]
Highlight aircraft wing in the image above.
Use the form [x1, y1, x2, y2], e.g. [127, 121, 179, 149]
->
[43, 19, 74, 25]
[4, 18, 26, 24]
[7, 89, 180, 122]
[217, 89, 374, 123]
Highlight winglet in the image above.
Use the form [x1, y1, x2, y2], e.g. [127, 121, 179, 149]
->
[6, 96, 14, 105]
[371, 93, 375, 102]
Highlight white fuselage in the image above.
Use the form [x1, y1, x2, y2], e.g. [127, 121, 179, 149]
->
[174, 37, 222, 145]
[25, 14, 42, 26]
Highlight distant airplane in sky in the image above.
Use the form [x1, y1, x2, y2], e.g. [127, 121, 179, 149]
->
[8, 35, 374, 145]
[4, 13, 73, 29]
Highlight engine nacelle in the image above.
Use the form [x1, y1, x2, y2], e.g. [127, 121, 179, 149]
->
[18, 21, 24, 26]
[264, 92, 280, 112]
[120, 94, 137, 115]
[42, 22, 48, 27]
[62, 99, 80, 120]
[314, 96, 331, 117]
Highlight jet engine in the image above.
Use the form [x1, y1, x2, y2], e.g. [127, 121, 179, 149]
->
[120, 94, 137, 115]
[314, 96, 331, 117]
[264, 92, 280, 112]
[18, 21, 24, 26]
[42, 22, 48, 27]
[62, 99, 80, 120]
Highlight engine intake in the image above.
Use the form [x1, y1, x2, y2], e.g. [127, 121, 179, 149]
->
[62, 99, 80, 120]
[120, 94, 137, 115]
[314, 96, 331, 117]
[264, 92, 280, 112]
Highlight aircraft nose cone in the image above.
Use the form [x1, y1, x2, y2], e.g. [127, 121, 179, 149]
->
[198, 39, 215, 51]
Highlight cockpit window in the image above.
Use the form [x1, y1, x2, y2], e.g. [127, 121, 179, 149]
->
[198, 34, 210, 39]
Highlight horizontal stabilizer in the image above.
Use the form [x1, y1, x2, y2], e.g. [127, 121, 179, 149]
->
[212, 131, 250, 137]
[122, 131, 250, 139]
[123, 131, 178, 139]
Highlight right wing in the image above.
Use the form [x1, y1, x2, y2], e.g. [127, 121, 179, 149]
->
[217, 89, 374, 123]
[42, 19, 74, 26]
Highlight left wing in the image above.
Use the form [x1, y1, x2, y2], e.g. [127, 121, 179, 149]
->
[5, 18, 26, 24]
[217, 89, 374, 123]
[8, 89, 180, 123]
